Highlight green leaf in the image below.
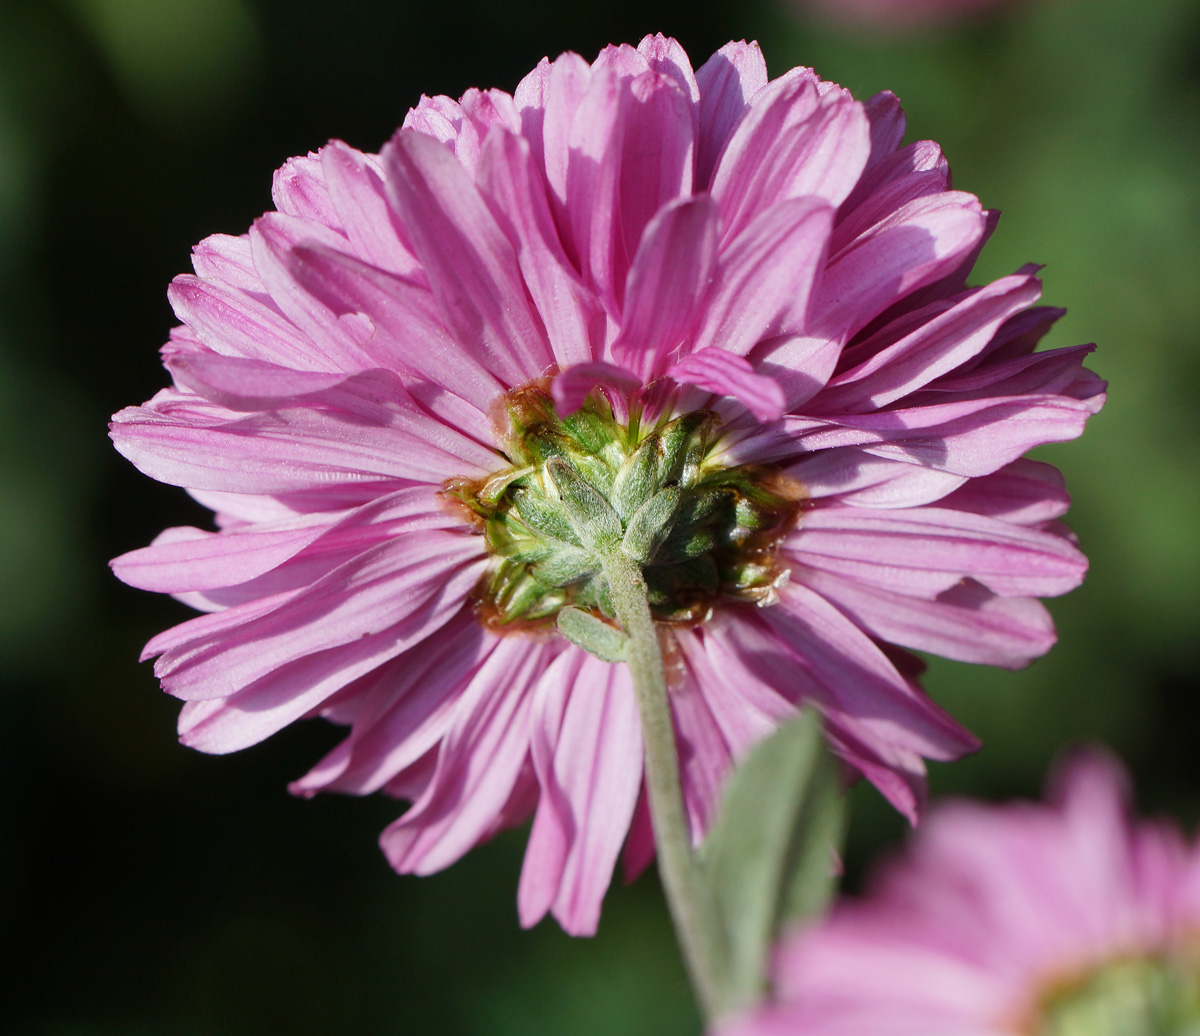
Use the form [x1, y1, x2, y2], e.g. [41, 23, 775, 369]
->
[699, 709, 847, 1014]
[556, 606, 629, 663]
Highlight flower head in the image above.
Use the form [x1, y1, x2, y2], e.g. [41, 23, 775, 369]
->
[723, 751, 1200, 1036]
[110, 36, 1103, 935]
[795, 0, 1015, 32]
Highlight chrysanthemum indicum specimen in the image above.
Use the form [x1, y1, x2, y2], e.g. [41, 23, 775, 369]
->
[111, 36, 1103, 938]
[722, 752, 1200, 1036]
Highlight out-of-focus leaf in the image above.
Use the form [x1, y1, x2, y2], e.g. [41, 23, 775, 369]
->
[699, 709, 847, 1013]
[65, 0, 260, 129]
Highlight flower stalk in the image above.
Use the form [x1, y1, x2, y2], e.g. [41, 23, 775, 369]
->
[601, 547, 731, 1022]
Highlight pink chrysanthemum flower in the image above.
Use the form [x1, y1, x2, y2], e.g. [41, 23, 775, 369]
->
[723, 751, 1200, 1036]
[797, 0, 1013, 32]
[111, 36, 1103, 936]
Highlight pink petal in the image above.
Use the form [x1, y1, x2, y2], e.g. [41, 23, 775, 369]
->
[637, 33, 700, 106]
[539, 51, 593, 220]
[476, 129, 598, 368]
[617, 69, 695, 267]
[812, 192, 987, 341]
[788, 393, 1101, 476]
[815, 271, 1044, 412]
[936, 459, 1070, 526]
[379, 637, 558, 875]
[788, 448, 967, 508]
[271, 152, 338, 226]
[611, 195, 719, 378]
[667, 348, 785, 422]
[835, 140, 950, 251]
[165, 351, 350, 410]
[286, 242, 504, 415]
[562, 64, 629, 312]
[711, 72, 871, 243]
[802, 567, 1058, 667]
[320, 140, 420, 276]
[691, 197, 835, 357]
[156, 532, 484, 700]
[550, 361, 641, 416]
[861, 90, 907, 169]
[694, 40, 769, 188]
[790, 504, 1088, 598]
[383, 130, 553, 385]
[290, 609, 494, 796]
[176, 561, 483, 753]
[520, 650, 642, 935]
[167, 275, 326, 371]
[757, 587, 979, 762]
[111, 369, 498, 495]
[190, 233, 259, 292]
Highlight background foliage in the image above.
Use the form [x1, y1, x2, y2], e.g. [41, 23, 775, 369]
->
[2, 0, 1198, 1031]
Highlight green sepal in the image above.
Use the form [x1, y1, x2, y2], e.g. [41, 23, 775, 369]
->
[531, 547, 600, 588]
[698, 709, 847, 1014]
[556, 606, 629, 663]
[612, 432, 665, 520]
[545, 457, 622, 550]
[509, 488, 580, 546]
[622, 486, 682, 564]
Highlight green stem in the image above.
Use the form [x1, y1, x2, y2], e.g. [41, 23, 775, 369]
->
[601, 548, 729, 1022]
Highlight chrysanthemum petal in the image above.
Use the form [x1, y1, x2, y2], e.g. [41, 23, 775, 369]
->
[761, 585, 979, 762]
[790, 504, 1087, 598]
[611, 195, 719, 377]
[802, 568, 1057, 667]
[711, 71, 871, 242]
[111, 370, 498, 493]
[694, 41, 769, 187]
[789, 392, 1100, 476]
[156, 531, 484, 700]
[476, 128, 599, 368]
[285, 243, 504, 415]
[320, 140, 420, 276]
[190, 233, 260, 291]
[667, 348, 786, 422]
[617, 69, 696, 267]
[290, 609, 493, 796]
[520, 650, 642, 935]
[551, 361, 642, 416]
[812, 191, 987, 340]
[691, 197, 834, 357]
[379, 637, 559, 875]
[788, 448, 967, 508]
[272, 152, 338, 226]
[167, 275, 330, 371]
[816, 271, 1043, 412]
[384, 130, 554, 385]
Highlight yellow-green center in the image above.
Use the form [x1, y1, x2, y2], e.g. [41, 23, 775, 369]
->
[1033, 949, 1200, 1036]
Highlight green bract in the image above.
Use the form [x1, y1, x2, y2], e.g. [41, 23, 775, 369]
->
[445, 384, 803, 628]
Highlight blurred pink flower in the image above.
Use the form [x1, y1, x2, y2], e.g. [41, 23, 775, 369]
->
[798, 0, 1014, 32]
[110, 36, 1103, 935]
[723, 751, 1200, 1035]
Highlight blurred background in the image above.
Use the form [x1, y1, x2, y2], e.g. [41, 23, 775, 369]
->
[2, 0, 1198, 1032]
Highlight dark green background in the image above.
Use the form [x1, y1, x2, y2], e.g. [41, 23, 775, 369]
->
[3, 0, 1198, 1031]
